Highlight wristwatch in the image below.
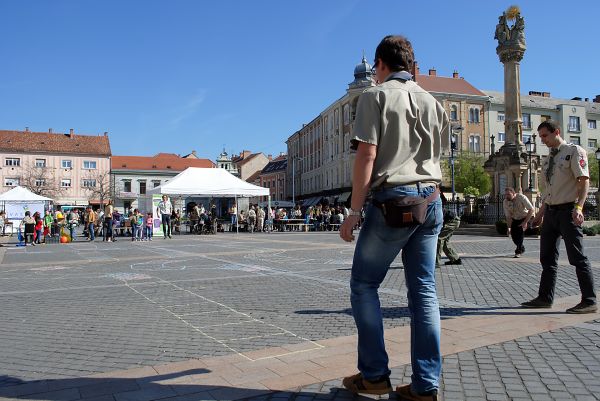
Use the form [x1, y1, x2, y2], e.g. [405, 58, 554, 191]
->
[348, 208, 361, 217]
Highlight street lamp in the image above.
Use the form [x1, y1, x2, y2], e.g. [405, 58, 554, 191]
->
[490, 134, 495, 154]
[595, 147, 600, 189]
[526, 133, 536, 190]
[450, 125, 463, 201]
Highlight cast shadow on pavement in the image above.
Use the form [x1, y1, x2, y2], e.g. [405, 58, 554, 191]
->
[0, 369, 367, 401]
[295, 306, 566, 319]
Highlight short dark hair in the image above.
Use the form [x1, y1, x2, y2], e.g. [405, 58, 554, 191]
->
[375, 35, 414, 73]
[538, 119, 560, 133]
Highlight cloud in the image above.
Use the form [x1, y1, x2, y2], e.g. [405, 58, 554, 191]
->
[169, 89, 207, 128]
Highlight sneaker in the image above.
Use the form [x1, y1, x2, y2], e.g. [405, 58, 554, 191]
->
[342, 373, 392, 395]
[444, 258, 462, 265]
[168, 235, 172, 239]
[566, 302, 598, 314]
[514, 253, 521, 258]
[396, 384, 438, 400]
[521, 297, 552, 308]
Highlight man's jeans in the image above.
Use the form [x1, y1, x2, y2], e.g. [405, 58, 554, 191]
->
[162, 215, 171, 237]
[350, 185, 443, 393]
[89, 223, 95, 241]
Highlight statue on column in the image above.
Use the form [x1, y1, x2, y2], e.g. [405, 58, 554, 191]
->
[495, 6, 526, 55]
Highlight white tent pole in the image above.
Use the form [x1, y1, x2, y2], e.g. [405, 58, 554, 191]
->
[267, 195, 271, 233]
[235, 193, 238, 234]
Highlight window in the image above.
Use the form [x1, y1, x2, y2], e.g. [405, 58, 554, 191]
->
[4, 178, 19, 186]
[61, 179, 71, 188]
[83, 160, 97, 169]
[468, 108, 480, 123]
[82, 179, 96, 187]
[343, 104, 350, 125]
[35, 159, 46, 168]
[541, 115, 551, 122]
[568, 116, 581, 132]
[497, 112, 505, 122]
[497, 132, 506, 142]
[468, 135, 480, 152]
[570, 136, 581, 145]
[152, 180, 161, 188]
[139, 181, 146, 195]
[35, 179, 45, 187]
[523, 134, 532, 144]
[62, 160, 72, 168]
[522, 113, 531, 129]
[589, 120, 597, 129]
[588, 139, 597, 149]
[123, 181, 131, 192]
[450, 105, 458, 121]
[5, 158, 20, 166]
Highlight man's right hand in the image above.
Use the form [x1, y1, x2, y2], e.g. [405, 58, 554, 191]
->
[531, 213, 543, 228]
[506, 227, 511, 237]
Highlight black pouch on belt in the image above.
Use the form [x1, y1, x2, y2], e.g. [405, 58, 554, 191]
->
[372, 188, 439, 228]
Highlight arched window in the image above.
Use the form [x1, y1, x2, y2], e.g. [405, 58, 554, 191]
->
[469, 108, 480, 123]
[450, 105, 458, 121]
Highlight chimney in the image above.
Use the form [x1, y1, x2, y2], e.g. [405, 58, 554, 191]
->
[242, 150, 251, 158]
[585, 98, 589, 102]
[428, 68, 436, 76]
[103, 131, 108, 136]
[411, 61, 420, 81]
[452, 70, 459, 79]
[543, 92, 551, 98]
[49, 128, 53, 133]
[25, 127, 29, 132]
[268, 154, 272, 161]
[594, 95, 600, 103]
[69, 128, 74, 138]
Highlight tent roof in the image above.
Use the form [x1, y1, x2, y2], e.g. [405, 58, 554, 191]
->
[148, 167, 270, 197]
[0, 186, 53, 202]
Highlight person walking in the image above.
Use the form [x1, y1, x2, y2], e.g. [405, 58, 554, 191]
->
[156, 195, 173, 239]
[104, 200, 114, 242]
[339, 35, 447, 400]
[436, 192, 461, 268]
[522, 120, 596, 314]
[503, 187, 534, 257]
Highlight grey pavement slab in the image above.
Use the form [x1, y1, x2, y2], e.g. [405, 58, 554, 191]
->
[1, 232, 600, 401]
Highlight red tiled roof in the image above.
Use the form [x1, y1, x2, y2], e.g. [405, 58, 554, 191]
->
[416, 75, 486, 97]
[0, 129, 111, 156]
[111, 155, 215, 171]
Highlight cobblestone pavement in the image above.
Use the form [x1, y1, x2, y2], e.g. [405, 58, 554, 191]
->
[1, 232, 600, 400]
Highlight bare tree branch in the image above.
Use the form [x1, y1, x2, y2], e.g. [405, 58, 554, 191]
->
[82, 170, 113, 205]
[18, 162, 66, 199]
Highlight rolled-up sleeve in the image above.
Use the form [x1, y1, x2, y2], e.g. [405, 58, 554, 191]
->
[350, 89, 380, 150]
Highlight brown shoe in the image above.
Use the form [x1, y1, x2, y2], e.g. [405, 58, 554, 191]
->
[396, 384, 438, 400]
[566, 302, 598, 314]
[342, 372, 392, 395]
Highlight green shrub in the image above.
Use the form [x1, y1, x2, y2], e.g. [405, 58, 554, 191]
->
[583, 226, 597, 236]
[463, 186, 480, 197]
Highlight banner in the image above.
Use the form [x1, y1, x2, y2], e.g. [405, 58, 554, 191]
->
[152, 195, 164, 236]
[5, 201, 45, 222]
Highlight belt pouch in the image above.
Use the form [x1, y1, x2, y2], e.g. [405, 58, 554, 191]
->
[374, 195, 428, 228]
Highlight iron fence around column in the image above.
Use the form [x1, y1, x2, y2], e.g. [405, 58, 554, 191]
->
[444, 193, 600, 224]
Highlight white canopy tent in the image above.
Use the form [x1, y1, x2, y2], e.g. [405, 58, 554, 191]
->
[148, 168, 270, 233]
[0, 186, 52, 232]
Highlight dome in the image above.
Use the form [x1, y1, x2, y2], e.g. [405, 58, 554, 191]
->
[353, 55, 373, 79]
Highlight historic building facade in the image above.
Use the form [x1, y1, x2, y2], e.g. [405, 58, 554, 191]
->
[0, 128, 111, 207]
[110, 152, 214, 213]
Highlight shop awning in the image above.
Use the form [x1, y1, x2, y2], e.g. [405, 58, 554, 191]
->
[337, 192, 351, 203]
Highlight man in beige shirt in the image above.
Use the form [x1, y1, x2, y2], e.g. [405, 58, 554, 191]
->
[522, 120, 596, 313]
[340, 35, 446, 400]
[503, 187, 534, 257]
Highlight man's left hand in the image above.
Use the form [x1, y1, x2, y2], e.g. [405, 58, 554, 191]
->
[573, 208, 585, 226]
[520, 221, 528, 230]
[340, 215, 360, 242]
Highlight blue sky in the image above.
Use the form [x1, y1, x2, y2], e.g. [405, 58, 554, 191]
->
[1, 1, 598, 160]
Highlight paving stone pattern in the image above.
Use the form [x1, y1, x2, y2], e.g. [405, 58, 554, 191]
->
[1, 232, 600, 394]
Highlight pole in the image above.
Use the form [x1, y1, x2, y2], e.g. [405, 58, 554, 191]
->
[235, 193, 238, 234]
[528, 150, 533, 190]
[450, 148, 455, 201]
[292, 157, 295, 205]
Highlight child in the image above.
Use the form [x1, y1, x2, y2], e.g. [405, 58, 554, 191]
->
[34, 212, 43, 244]
[135, 209, 144, 241]
[145, 212, 153, 241]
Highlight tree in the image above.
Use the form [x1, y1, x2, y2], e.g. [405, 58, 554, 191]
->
[452, 152, 492, 196]
[82, 170, 113, 206]
[588, 152, 599, 189]
[18, 162, 65, 199]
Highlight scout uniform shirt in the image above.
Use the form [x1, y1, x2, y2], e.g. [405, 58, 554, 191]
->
[503, 193, 533, 221]
[541, 142, 589, 205]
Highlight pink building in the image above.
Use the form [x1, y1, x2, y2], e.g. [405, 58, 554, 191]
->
[0, 128, 112, 208]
